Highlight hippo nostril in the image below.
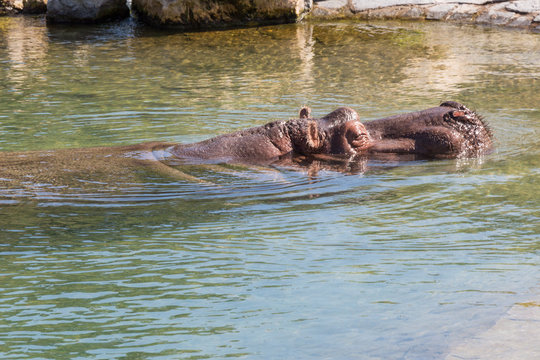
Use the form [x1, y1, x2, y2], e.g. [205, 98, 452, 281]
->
[351, 133, 372, 150]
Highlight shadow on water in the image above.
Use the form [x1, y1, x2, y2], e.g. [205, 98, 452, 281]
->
[44, 16, 202, 44]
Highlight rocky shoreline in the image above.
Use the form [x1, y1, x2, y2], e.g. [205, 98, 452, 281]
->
[310, 0, 540, 32]
[1, 0, 539, 31]
[1, 0, 46, 15]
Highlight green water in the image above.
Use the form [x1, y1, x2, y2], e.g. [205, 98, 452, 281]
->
[0, 15, 539, 359]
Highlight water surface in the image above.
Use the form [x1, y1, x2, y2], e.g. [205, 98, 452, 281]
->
[0, 16, 539, 359]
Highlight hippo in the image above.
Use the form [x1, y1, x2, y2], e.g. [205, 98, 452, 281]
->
[170, 100, 492, 162]
[0, 101, 492, 192]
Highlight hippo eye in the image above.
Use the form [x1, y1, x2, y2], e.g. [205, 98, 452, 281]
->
[446, 110, 474, 124]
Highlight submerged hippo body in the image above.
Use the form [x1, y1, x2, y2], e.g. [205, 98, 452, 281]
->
[365, 101, 493, 159]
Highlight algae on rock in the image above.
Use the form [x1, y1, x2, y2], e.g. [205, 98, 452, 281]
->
[132, 0, 311, 29]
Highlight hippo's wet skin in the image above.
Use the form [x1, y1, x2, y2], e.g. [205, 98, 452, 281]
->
[0, 101, 493, 190]
[170, 100, 491, 163]
[364, 101, 493, 159]
[170, 106, 372, 163]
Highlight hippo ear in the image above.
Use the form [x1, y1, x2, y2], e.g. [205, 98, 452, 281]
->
[299, 106, 311, 119]
[291, 119, 322, 155]
[305, 120, 321, 151]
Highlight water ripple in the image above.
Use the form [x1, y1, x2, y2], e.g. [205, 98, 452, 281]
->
[1, 16, 539, 360]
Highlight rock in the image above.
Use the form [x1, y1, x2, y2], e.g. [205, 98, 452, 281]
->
[132, 0, 309, 29]
[447, 4, 481, 21]
[309, 0, 540, 31]
[350, 0, 495, 12]
[22, 0, 47, 13]
[403, 6, 425, 19]
[1, 0, 46, 13]
[476, 4, 518, 26]
[348, 5, 423, 20]
[0, 0, 9, 15]
[378, 6, 415, 19]
[507, 15, 533, 27]
[506, 0, 540, 14]
[1, 0, 20, 12]
[310, 5, 340, 17]
[8, 0, 21, 10]
[46, 0, 130, 23]
[426, 3, 455, 20]
[315, 0, 346, 10]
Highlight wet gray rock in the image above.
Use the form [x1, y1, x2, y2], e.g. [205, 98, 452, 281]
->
[506, 0, 540, 14]
[132, 0, 309, 29]
[447, 4, 481, 21]
[46, 0, 130, 23]
[354, 5, 411, 19]
[316, 0, 346, 9]
[507, 15, 533, 26]
[403, 6, 424, 19]
[426, 3, 455, 20]
[312, 0, 540, 30]
[310, 5, 340, 17]
[349, 0, 495, 12]
[475, 3, 517, 25]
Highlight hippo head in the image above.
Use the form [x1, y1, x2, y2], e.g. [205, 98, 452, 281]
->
[365, 101, 493, 158]
[286, 107, 372, 157]
[437, 101, 493, 157]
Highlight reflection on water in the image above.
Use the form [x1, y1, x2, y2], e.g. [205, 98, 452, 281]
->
[2, 16, 48, 90]
[0, 16, 539, 359]
[402, 25, 540, 96]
